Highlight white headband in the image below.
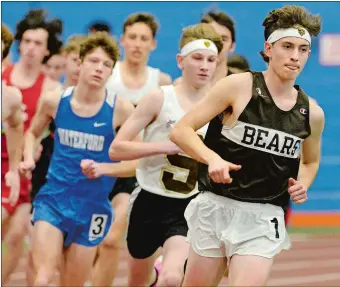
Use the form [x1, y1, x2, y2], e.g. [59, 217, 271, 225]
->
[267, 27, 312, 46]
[180, 39, 218, 56]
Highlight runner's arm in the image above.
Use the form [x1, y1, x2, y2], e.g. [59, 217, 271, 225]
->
[109, 89, 177, 161]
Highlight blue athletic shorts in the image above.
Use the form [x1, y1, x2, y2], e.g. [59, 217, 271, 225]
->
[32, 184, 114, 247]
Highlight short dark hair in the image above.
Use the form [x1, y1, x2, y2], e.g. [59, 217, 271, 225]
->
[79, 31, 119, 67]
[89, 21, 112, 34]
[201, 10, 236, 43]
[227, 53, 250, 72]
[15, 9, 63, 63]
[123, 13, 158, 38]
[260, 5, 322, 63]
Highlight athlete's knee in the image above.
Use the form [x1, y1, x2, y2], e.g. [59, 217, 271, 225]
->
[102, 219, 126, 250]
[4, 225, 27, 246]
[158, 270, 183, 287]
[34, 274, 49, 287]
[101, 229, 124, 250]
[34, 267, 55, 287]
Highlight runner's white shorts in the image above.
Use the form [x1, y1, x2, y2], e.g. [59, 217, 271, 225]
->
[185, 192, 291, 259]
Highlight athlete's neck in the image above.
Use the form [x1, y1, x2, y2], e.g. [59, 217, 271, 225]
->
[74, 81, 106, 104]
[175, 80, 210, 104]
[263, 66, 296, 98]
[63, 76, 78, 89]
[120, 59, 147, 78]
[15, 60, 42, 80]
[212, 61, 228, 84]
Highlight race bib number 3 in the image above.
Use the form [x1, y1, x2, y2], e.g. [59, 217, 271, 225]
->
[89, 214, 108, 240]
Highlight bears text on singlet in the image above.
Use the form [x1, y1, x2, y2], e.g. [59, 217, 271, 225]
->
[222, 121, 302, 158]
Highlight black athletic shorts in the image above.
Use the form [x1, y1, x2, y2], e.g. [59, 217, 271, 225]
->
[127, 188, 197, 259]
[108, 177, 139, 201]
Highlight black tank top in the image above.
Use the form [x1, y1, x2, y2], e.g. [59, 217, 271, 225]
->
[198, 71, 311, 208]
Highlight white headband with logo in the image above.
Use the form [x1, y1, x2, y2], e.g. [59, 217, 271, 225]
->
[267, 27, 312, 47]
[180, 39, 218, 56]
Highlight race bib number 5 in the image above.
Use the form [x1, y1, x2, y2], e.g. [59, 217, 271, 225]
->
[160, 134, 204, 194]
